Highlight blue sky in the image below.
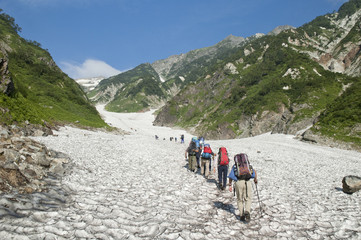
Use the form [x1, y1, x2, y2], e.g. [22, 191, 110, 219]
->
[0, 0, 348, 79]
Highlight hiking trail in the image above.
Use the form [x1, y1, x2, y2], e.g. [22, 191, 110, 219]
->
[0, 105, 360, 239]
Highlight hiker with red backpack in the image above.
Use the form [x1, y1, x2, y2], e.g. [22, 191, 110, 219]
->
[200, 143, 215, 178]
[228, 153, 258, 223]
[217, 147, 230, 190]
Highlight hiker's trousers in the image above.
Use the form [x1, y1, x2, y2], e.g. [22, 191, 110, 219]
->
[188, 155, 197, 172]
[235, 180, 253, 216]
[218, 165, 228, 188]
[200, 158, 210, 177]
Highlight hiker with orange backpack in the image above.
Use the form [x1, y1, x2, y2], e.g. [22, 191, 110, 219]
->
[228, 153, 258, 222]
[217, 147, 230, 190]
[200, 143, 215, 178]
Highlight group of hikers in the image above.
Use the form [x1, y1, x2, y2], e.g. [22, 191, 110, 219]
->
[155, 134, 185, 144]
[185, 136, 258, 223]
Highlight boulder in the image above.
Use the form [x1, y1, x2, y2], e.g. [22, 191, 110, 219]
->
[31, 152, 51, 167]
[49, 158, 68, 176]
[1, 149, 20, 170]
[342, 175, 361, 194]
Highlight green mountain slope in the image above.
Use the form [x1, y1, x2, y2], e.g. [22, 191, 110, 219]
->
[154, 0, 361, 148]
[88, 63, 167, 112]
[89, 34, 250, 112]
[0, 10, 108, 128]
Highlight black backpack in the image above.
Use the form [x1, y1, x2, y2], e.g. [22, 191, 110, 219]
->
[188, 141, 197, 156]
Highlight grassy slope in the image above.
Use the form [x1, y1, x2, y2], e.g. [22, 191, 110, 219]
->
[0, 11, 108, 128]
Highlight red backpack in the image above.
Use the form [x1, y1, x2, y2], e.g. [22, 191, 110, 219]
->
[203, 144, 212, 153]
[218, 147, 229, 165]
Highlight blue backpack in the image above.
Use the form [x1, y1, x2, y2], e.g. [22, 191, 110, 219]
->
[201, 144, 212, 159]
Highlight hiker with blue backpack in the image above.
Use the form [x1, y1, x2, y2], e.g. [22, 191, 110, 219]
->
[228, 153, 258, 223]
[200, 143, 215, 179]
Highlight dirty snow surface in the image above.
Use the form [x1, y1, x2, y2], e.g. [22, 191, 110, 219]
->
[1, 105, 360, 239]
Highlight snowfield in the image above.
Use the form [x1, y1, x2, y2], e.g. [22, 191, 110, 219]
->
[0, 105, 360, 239]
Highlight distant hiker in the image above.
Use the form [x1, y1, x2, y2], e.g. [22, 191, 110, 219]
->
[200, 143, 215, 178]
[170, 137, 173, 141]
[181, 134, 185, 144]
[185, 137, 199, 172]
[217, 147, 229, 190]
[199, 136, 204, 147]
[155, 135, 159, 140]
[228, 153, 258, 222]
[175, 137, 177, 142]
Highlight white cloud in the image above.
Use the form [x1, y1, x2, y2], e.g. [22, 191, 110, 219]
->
[60, 59, 122, 79]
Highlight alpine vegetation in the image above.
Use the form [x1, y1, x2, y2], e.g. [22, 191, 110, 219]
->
[0, 9, 108, 129]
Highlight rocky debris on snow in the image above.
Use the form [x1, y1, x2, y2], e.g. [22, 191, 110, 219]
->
[0, 124, 71, 218]
[342, 175, 361, 194]
[0, 124, 69, 194]
[299, 128, 358, 151]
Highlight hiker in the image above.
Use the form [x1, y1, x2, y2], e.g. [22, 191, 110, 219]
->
[175, 137, 177, 142]
[185, 137, 199, 172]
[198, 136, 205, 169]
[228, 153, 258, 222]
[217, 147, 229, 190]
[200, 143, 215, 178]
[199, 136, 204, 147]
[181, 134, 185, 144]
[194, 137, 201, 168]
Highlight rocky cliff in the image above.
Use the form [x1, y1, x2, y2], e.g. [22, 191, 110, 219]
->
[0, 58, 13, 96]
[0, 43, 14, 96]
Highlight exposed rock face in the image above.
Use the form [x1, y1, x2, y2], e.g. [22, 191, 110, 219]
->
[0, 58, 14, 96]
[151, 34, 245, 80]
[224, 63, 239, 75]
[295, 9, 361, 77]
[267, 25, 295, 35]
[0, 124, 69, 194]
[342, 175, 361, 194]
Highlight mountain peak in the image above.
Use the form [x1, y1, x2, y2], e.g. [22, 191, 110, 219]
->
[267, 25, 295, 35]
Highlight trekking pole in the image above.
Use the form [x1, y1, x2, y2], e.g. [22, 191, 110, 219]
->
[255, 183, 262, 214]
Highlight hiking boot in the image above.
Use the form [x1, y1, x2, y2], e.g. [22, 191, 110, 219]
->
[244, 212, 251, 222]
